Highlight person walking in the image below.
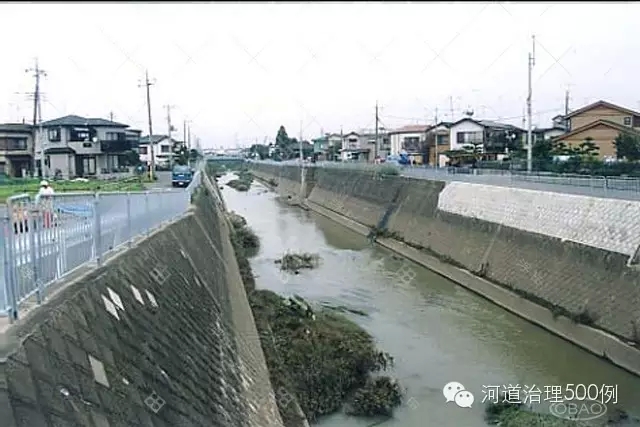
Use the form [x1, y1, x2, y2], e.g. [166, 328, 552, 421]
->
[35, 180, 55, 228]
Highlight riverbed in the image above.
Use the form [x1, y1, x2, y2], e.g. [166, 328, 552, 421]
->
[219, 173, 640, 427]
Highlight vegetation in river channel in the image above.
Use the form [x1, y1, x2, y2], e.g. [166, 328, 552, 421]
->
[484, 395, 637, 427]
[275, 252, 321, 272]
[228, 212, 403, 426]
[227, 168, 254, 192]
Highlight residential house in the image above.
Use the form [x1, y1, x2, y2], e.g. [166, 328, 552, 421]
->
[552, 100, 640, 160]
[532, 125, 566, 142]
[0, 123, 34, 177]
[340, 130, 390, 162]
[450, 118, 523, 151]
[312, 133, 344, 161]
[340, 132, 369, 161]
[446, 118, 523, 165]
[389, 125, 432, 165]
[126, 129, 143, 153]
[138, 135, 182, 167]
[35, 115, 136, 179]
[425, 122, 452, 167]
[288, 140, 314, 160]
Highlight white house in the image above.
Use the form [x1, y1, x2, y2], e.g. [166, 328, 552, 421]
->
[388, 125, 430, 159]
[35, 115, 138, 179]
[138, 135, 182, 167]
[449, 118, 486, 151]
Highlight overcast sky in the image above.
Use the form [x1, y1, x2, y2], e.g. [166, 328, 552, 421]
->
[1, 2, 638, 149]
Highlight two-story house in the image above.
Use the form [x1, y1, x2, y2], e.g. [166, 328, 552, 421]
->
[389, 125, 432, 165]
[0, 123, 34, 177]
[35, 115, 136, 179]
[138, 135, 181, 167]
[312, 133, 341, 161]
[448, 118, 523, 155]
[425, 122, 452, 167]
[340, 130, 390, 162]
[552, 100, 640, 160]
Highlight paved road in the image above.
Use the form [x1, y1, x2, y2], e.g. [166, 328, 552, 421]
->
[400, 168, 640, 201]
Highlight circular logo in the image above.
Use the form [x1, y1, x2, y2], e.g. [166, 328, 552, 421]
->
[549, 399, 607, 421]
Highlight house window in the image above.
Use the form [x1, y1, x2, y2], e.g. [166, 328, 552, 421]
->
[105, 132, 123, 141]
[48, 128, 61, 142]
[634, 116, 640, 128]
[139, 146, 148, 155]
[403, 137, 421, 152]
[70, 127, 91, 142]
[161, 145, 170, 153]
[436, 135, 448, 145]
[456, 131, 484, 145]
[7, 138, 27, 150]
[624, 117, 632, 126]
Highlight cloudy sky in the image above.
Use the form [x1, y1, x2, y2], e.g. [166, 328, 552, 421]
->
[1, 2, 638, 148]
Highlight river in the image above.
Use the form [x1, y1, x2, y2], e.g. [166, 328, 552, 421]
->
[218, 173, 640, 427]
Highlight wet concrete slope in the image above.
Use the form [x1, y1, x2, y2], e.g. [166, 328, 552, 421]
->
[249, 163, 640, 376]
[0, 175, 283, 427]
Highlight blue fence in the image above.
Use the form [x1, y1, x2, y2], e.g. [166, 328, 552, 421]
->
[0, 169, 202, 321]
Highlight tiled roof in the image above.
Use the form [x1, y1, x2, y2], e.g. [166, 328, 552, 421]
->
[40, 115, 129, 128]
[0, 123, 33, 133]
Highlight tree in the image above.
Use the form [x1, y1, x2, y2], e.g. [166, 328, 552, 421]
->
[189, 149, 201, 163]
[276, 126, 289, 148]
[614, 131, 640, 161]
[120, 150, 141, 166]
[462, 142, 484, 165]
[249, 144, 270, 160]
[578, 137, 600, 161]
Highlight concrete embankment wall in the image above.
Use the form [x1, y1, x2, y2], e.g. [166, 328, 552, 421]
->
[0, 175, 283, 426]
[249, 163, 640, 374]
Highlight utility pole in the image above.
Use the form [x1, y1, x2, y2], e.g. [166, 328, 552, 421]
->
[109, 111, 114, 121]
[374, 101, 379, 162]
[165, 105, 176, 169]
[139, 70, 156, 180]
[434, 107, 439, 168]
[299, 119, 303, 164]
[449, 96, 454, 121]
[564, 88, 570, 116]
[527, 35, 536, 173]
[26, 58, 46, 177]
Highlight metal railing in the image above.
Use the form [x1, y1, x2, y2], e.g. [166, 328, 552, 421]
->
[249, 160, 640, 199]
[0, 169, 202, 320]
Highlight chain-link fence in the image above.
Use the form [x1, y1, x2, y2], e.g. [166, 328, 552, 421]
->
[0, 170, 202, 320]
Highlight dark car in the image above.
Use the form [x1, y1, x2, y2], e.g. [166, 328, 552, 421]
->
[172, 165, 193, 187]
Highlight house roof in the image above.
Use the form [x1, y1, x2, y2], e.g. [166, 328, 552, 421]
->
[534, 126, 566, 133]
[435, 121, 453, 128]
[563, 100, 640, 119]
[40, 115, 129, 128]
[0, 123, 33, 133]
[388, 124, 431, 134]
[552, 119, 640, 142]
[139, 135, 171, 145]
[450, 117, 523, 131]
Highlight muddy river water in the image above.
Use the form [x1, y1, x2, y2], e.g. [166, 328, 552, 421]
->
[219, 174, 640, 427]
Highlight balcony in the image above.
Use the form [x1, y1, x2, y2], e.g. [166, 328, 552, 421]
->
[100, 140, 132, 153]
[0, 138, 31, 155]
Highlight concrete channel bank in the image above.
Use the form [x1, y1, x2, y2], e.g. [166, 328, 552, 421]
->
[0, 173, 283, 426]
[249, 163, 640, 377]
